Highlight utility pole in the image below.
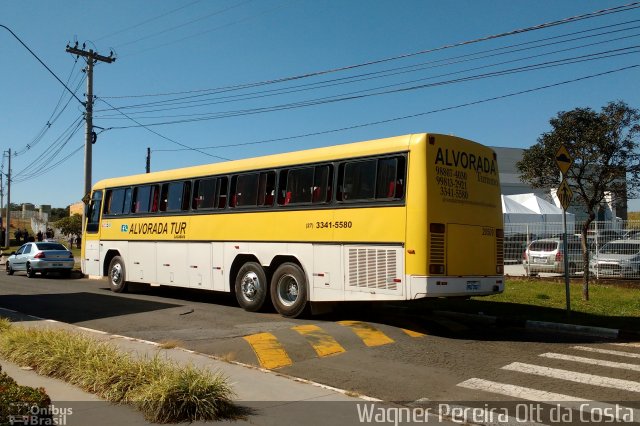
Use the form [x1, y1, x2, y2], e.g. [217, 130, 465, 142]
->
[4, 149, 10, 248]
[146, 147, 151, 173]
[65, 43, 115, 201]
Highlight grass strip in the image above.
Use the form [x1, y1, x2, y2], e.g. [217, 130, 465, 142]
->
[418, 279, 640, 330]
[0, 318, 238, 423]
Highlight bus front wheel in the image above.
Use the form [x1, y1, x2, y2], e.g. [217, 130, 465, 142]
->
[235, 262, 268, 312]
[270, 263, 307, 318]
[108, 256, 128, 293]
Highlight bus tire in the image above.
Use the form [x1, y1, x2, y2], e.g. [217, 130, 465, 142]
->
[270, 263, 307, 318]
[235, 262, 268, 312]
[108, 256, 128, 293]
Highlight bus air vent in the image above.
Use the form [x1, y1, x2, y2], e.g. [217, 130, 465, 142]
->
[347, 248, 398, 291]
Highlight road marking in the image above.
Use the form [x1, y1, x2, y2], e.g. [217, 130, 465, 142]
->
[401, 328, 426, 338]
[502, 362, 640, 392]
[338, 321, 394, 347]
[540, 352, 640, 372]
[572, 345, 640, 359]
[612, 342, 640, 348]
[292, 324, 346, 357]
[459, 377, 586, 401]
[243, 332, 292, 369]
[458, 378, 639, 422]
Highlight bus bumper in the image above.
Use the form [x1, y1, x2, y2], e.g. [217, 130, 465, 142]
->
[409, 276, 504, 299]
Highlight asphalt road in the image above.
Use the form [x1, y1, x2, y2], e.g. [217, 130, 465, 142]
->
[0, 272, 638, 417]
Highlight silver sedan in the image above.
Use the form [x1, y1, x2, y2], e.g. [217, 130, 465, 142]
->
[6, 242, 75, 278]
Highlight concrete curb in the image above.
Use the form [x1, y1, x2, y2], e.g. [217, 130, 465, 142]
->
[433, 310, 640, 340]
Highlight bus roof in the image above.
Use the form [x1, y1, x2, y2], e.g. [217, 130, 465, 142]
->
[92, 133, 478, 190]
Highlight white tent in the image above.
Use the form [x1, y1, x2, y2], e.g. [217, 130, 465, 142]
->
[503, 193, 575, 234]
[501, 195, 541, 224]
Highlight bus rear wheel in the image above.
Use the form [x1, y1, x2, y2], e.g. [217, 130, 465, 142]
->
[235, 262, 268, 312]
[108, 256, 128, 293]
[270, 263, 307, 318]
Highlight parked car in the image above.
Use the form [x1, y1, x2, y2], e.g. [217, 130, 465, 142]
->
[503, 233, 537, 263]
[589, 239, 640, 278]
[5, 242, 74, 278]
[522, 238, 583, 276]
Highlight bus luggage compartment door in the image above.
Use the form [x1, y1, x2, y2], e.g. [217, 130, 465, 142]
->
[446, 224, 496, 276]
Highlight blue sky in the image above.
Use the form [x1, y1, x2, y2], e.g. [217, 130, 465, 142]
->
[2, 1, 640, 210]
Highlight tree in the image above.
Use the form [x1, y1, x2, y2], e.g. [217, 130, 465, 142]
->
[49, 207, 70, 222]
[54, 214, 82, 237]
[516, 101, 640, 300]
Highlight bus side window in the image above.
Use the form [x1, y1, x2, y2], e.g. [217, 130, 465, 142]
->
[277, 170, 289, 205]
[258, 171, 275, 206]
[217, 176, 228, 209]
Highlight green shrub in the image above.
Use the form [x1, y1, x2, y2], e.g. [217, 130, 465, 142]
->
[0, 366, 51, 425]
[0, 321, 238, 423]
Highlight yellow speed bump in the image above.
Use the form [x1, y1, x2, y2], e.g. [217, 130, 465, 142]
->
[338, 320, 394, 347]
[292, 324, 346, 357]
[243, 332, 292, 369]
[401, 328, 426, 338]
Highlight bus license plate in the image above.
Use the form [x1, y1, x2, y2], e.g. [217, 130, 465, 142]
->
[466, 281, 480, 291]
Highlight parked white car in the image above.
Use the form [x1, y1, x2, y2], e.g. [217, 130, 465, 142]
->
[6, 242, 74, 278]
[589, 239, 640, 278]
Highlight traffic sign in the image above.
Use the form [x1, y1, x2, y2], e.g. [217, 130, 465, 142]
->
[555, 145, 573, 176]
[557, 179, 573, 210]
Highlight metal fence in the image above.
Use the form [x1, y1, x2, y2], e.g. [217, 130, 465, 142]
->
[504, 220, 640, 280]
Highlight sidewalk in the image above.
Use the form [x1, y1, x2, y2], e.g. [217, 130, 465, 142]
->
[0, 308, 385, 426]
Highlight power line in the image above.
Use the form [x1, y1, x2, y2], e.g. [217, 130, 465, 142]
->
[100, 2, 640, 100]
[96, 98, 230, 161]
[99, 46, 640, 129]
[94, 0, 206, 42]
[152, 64, 639, 154]
[94, 30, 640, 120]
[0, 24, 84, 105]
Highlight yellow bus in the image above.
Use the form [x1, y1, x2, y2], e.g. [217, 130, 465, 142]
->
[83, 133, 504, 317]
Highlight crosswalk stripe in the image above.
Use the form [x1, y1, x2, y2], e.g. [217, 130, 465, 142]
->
[572, 345, 640, 359]
[502, 362, 640, 392]
[459, 377, 586, 401]
[540, 352, 640, 372]
[612, 342, 640, 348]
[243, 332, 292, 369]
[457, 378, 640, 422]
[338, 321, 394, 347]
[401, 328, 426, 338]
[292, 325, 346, 357]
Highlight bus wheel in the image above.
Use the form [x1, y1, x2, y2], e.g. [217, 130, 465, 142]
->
[108, 256, 128, 293]
[235, 262, 267, 312]
[270, 263, 307, 318]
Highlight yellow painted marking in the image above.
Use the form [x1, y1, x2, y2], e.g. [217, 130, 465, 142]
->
[338, 320, 394, 347]
[292, 324, 346, 357]
[243, 332, 292, 369]
[401, 328, 426, 338]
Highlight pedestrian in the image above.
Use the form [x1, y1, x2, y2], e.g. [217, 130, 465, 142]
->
[14, 229, 21, 246]
[37, 230, 43, 242]
[68, 235, 74, 249]
[75, 235, 81, 249]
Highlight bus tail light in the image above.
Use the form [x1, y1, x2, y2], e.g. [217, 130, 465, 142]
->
[496, 265, 503, 274]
